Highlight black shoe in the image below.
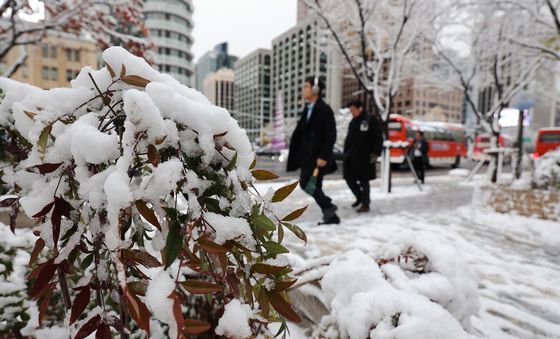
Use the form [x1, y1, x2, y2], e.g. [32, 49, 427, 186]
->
[318, 213, 340, 225]
[351, 200, 361, 208]
[357, 205, 370, 213]
[322, 205, 338, 220]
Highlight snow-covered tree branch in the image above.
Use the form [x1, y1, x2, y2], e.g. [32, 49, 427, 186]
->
[0, 0, 150, 77]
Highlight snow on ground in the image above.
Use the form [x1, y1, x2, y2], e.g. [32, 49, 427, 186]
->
[257, 174, 560, 339]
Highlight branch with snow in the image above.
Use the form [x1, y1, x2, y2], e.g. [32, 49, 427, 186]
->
[0, 47, 308, 338]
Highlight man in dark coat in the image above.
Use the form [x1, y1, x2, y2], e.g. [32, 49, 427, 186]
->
[411, 131, 429, 184]
[343, 100, 384, 213]
[287, 76, 340, 224]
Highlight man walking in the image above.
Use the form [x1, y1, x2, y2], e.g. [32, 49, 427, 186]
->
[287, 76, 340, 225]
[343, 100, 384, 213]
[411, 131, 429, 184]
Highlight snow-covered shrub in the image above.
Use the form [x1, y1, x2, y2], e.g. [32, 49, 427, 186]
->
[290, 235, 480, 339]
[532, 148, 560, 191]
[0, 47, 307, 337]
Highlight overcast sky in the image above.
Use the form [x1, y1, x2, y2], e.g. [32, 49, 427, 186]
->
[191, 0, 296, 62]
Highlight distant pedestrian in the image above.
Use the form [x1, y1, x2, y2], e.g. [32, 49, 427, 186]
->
[343, 100, 384, 213]
[287, 76, 340, 225]
[411, 131, 429, 184]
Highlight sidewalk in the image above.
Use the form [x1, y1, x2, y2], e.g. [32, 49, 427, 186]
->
[257, 175, 560, 338]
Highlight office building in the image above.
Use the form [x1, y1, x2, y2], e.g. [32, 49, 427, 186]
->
[1, 30, 97, 89]
[144, 0, 195, 86]
[203, 68, 235, 111]
[195, 42, 238, 91]
[233, 49, 271, 142]
[271, 18, 342, 130]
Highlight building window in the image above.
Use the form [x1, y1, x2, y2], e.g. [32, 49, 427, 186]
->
[66, 69, 73, 81]
[51, 67, 58, 81]
[42, 45, 49, 58]
[42, 66, 49, 80]
[74, 50, 81, 62]
[66, 49, 72, 61]
[50, 46, 57, 58]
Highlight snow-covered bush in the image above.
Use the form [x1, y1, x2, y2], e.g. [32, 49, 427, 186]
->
[290, 235, 480, 339]
[532, 148, 560, 191]
[0, 47, 307, 337]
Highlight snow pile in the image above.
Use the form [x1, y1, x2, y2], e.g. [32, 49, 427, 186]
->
[0, 47, 271, 336]
[2, 46, 254, 250]
[310, 250, 477, 339]
[449, 168, 470, 177]
[0, 226, 39, 337]
[215, 299, 254, 338]
[532, 148, 560, 191]
[289, 233, 480, 339]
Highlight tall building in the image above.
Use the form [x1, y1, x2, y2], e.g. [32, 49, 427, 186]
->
[271, 18, 342, 131]
[390, 78, 464, 123]
[297, 0, 311, 23]
[1, 30, 97, 89]
[233, 49, 271, 143]
[195, 42, 238, 91]
[203, 68, 235, 111]
[144, 0, 194, 86]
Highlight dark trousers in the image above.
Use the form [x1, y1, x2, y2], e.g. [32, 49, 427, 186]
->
[344, 175, 370, 205]
[299, 169, 334, 212]
[413, 156, 425, 182]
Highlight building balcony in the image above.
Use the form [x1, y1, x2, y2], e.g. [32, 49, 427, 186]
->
[143, 2, 193, 26]
[153, 38, 193, 57]
[145, 19, 192, 36]
[156, 54, 194, 72]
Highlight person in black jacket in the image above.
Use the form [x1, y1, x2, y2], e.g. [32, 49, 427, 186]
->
[343, 100, 384, 213]
[411, 131, 429, 184]
[287, 76, 340, 225]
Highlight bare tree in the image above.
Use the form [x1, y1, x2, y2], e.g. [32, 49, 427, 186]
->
[496, 0, 560, 60]
[436, 0, 545, 182]
[0, 0, 149, 77]
[301, 0, 448, 192]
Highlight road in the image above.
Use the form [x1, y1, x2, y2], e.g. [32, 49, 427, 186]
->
[254, 155, 499, 180]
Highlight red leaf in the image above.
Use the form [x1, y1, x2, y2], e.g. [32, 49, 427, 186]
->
[121, 75, 150, 87]
[180, 280, 221, 294]
[122, 249, 161, 268]
[147, 144, 160, 167]
[267, 292, 302, 323]
[251, 263, 287, 275]
[251, 169, 279, 181]
[272, 279, 298, 293]
[125, 288, 150, 336]
[135, 200, 161, 231]
[281, 205, 308, 222]
[70, 286, 91, 324]
[30, 260, 57, 299]
[95, 323, 111, 339]
[198, 237, 227, 253]
[271, 181, 299, 203]
[32, 201, 54, 218]
[0, 196, 18, 207]
[26, 162, 63, 174]
[168, 291, 184, 339]
[74, 315, 101, 339]
[38, 289, 53, 326]
[184, 319, 211, 335]
[29, 238, 46, 266]
[52, 197, 73, 246]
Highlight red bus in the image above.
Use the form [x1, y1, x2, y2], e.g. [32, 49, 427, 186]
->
[388, 114, 467, 168]
[473, 134, 513, 161]
[534, 127, 560, 158]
